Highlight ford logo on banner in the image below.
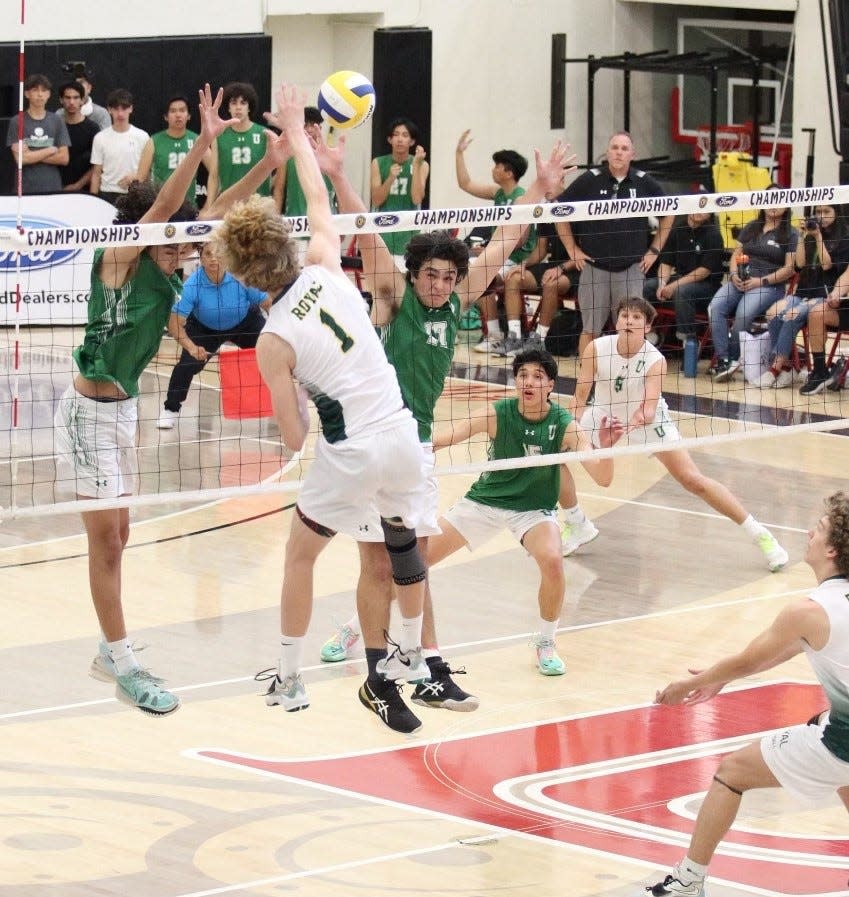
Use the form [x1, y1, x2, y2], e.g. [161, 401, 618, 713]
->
[0, 217, 82, 271]
[550, 204, 575, 217]
[374, 214, 400, 227]
[715, 195, 738, 208]
[185, 223, 213, 236]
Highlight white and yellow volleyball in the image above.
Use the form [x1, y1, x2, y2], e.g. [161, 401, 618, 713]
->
[317, 71, 376, 130]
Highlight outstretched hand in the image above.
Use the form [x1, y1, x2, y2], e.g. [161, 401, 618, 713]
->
[456, 129, 473, 153]
[312, 133, 346, 178]
[596, 413, 624, 448]
[198, 83, 238, 143]
[267, 83, 308, 135]
[533, 141, 577, 197]
[655, 669, 724, 706]
[263, 128, 292, 170]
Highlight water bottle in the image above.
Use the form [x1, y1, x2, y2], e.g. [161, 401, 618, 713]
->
[683, 337, 698, 378]
[736, 251, 751, 282]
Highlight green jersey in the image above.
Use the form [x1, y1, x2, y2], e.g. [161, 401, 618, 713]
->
[73, 249, 182, 397]
[466, 398, 572, 511]
[217, 124, 271, 195]
[374, 153, 419, 256]
[283, 157, 336, 216]
[150, 129, 199, 202]
[494, 185, 537, 264]
[381, 283, 460, 442]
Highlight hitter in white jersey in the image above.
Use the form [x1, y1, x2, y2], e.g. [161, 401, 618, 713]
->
[574, 296, 788, 572]
[213, 83, 430, 719]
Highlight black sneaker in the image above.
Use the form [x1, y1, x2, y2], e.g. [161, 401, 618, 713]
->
[800, 370, 831, 395]
[412, 658, 480, 711]
[358, 677, 422, 733]
[827, 355, 847, 391]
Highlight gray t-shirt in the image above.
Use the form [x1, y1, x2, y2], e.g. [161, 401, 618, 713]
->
[6, 110, 71, 193]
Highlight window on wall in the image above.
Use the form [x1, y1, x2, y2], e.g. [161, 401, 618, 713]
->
[677, 17, 794, 140]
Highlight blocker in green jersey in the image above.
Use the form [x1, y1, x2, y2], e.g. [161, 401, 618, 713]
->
[315, 131, 574, 726]
[53, 84, 288, 717]
[429, 347, 622, 676]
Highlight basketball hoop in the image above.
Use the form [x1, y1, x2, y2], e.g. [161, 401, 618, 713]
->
[694, 124, 752, 161]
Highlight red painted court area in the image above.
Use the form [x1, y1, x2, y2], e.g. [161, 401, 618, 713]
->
[200, 682, 847, 896]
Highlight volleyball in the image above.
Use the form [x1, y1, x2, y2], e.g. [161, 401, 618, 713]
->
[317, 71, 376, 130]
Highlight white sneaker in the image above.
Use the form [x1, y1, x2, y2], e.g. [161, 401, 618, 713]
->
[259, 670, 310, 711]
[376, 645, 430, 682]
[641, 864, 705, 896]
[473, 335, 505, 354]
[755, 529, 789, 572]
[756, 369, 776, 389]
[561, 518, 599, 556]
[157, 409, 179, 429]
[773, 369, 793, 389]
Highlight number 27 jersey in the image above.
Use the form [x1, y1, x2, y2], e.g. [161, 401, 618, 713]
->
[262, 265, 410, 443]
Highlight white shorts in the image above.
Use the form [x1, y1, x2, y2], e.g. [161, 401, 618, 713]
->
[760, 715, 849, 804]
[54, 384, 139, 499]
[355, 442, 440, 539]
[498, 257, 518, 280]
[298, 418, 428, 541]
[580, 405, 681, 449]
[443, 496, 558, 551]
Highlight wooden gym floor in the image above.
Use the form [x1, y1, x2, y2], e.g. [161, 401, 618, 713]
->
[0, 328, 847, 897]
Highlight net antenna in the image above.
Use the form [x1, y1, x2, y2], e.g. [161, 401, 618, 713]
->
[694, 123, 752, 165]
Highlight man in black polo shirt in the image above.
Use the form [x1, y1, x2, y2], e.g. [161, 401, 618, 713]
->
[556, 131, 675, 357]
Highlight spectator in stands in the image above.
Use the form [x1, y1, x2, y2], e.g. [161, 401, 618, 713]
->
[57, 80, 99, 193]
[212, 81, 275, 209]
[157, 241, 271, 429]
[646, 210, 725, 343]
[136, 94, 216, 206]
[5, 74, 69, 194]
[455, 131, 537, 354]
[761, 203, 849, 389]
[372, 117, 429, 268]
[500, 194, 578, 355]
[556, 131, 674, 358]
[73, 69, 111, 131]
[89, 89, 149, 205]
[708, 190, 797, 381]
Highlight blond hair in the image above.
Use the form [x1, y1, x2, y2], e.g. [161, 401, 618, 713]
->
[213, 195, 299, 293]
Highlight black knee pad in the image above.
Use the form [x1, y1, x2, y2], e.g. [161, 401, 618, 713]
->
[380, 517, 426, 586]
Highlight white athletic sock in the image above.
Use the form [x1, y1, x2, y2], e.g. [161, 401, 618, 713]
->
[398, 613, 423, 653]
[343, 614, 361, 636]
[422, 648, 441, 660]
[741, 514, 764, 538]
[538, 618, 558, 641]
[279, 634, 304, 679]
[485, 319, 502, 337]
[678, 857, 707, 881]
[106, 638, 137, 676]
[507, 319, 522, 338]
[562, 503, 587, 526]
[537, 324, 550, 338]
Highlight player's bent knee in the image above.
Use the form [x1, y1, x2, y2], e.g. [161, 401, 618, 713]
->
[380, 517, 426, 586]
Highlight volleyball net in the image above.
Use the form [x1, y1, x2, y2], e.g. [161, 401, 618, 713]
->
[2, 182, 848, 521]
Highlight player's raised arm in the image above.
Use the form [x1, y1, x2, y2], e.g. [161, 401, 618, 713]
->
[316, 133, 406, 322]
[267, 83, 339, 272]
[462, 142, 574, 307]
[571, 339, 598, 419]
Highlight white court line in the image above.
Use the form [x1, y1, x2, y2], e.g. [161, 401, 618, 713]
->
[170, 839, 484, 897]
[0, 588, 813, 722]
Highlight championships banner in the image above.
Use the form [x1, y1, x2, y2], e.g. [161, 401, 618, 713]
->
[0, 194, 115, 326]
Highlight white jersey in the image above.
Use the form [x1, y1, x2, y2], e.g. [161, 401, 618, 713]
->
[263, 265, 410, 443]
[591, 334, 672, 429]
[803, 576, 849, 760]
